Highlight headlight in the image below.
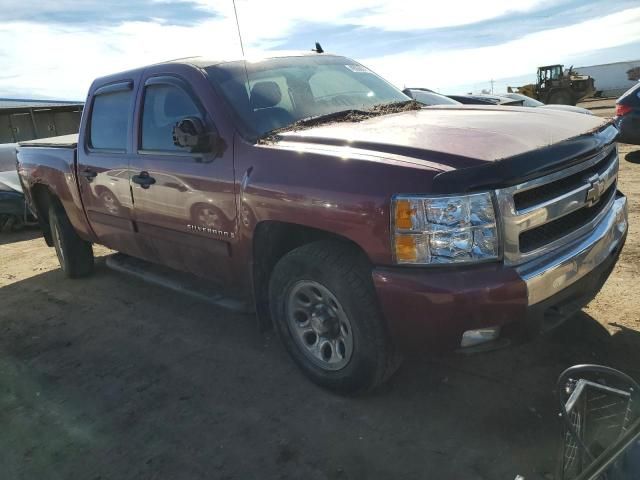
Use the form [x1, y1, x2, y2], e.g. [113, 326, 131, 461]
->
[392, 192, 500, 264]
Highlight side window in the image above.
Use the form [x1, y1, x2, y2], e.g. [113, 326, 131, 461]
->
[141, 83, 201, 152]
[89, 89, 131, 150]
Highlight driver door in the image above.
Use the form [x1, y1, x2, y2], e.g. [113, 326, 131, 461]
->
[129, 72, 237, 283]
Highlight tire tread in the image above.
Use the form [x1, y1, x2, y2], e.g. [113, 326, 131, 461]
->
[49, 201, 94, 278]
[270, 240, 401, 393]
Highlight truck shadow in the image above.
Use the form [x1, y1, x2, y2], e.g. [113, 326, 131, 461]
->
[0, 226, 41, 245]
[1, 266, 639, 480]
[624, 149, 640, 164]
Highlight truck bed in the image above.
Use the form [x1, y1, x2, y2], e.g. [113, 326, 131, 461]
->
[18, 134, 78, 148]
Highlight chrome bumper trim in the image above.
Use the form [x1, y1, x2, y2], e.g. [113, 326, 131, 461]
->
[517, 194, 627, 305]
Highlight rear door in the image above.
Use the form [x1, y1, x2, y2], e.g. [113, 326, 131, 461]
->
[76, 80, 150, 258]
[129, 69, 237, 282]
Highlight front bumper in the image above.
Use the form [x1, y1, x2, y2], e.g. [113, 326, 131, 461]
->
[373, 193, 628, 352]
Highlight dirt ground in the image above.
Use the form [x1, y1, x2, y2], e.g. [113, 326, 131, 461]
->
[1, 106, 639, 479]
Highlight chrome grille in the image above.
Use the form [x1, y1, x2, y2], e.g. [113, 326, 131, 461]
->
[495, 144, 619, 266]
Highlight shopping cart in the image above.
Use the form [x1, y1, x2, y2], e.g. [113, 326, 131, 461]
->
[556, 364, 640, 480]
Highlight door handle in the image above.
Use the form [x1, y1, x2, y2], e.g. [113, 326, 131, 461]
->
[132, 171, 156, 189]
[80, 168, 97, 182]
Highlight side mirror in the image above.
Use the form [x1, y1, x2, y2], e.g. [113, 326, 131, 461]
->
[172, 117, 214, 153]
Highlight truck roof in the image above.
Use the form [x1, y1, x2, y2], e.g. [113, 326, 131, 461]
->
[90, 51, 339, 85]
[158, 50, 333, 68]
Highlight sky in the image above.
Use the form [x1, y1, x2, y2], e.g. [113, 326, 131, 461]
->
[1, 0, 639, 100]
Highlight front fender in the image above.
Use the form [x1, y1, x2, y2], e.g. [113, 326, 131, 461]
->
[235, 140, 439, 266]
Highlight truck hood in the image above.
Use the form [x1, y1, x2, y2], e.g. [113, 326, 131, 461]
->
[274, 105, 608, 171]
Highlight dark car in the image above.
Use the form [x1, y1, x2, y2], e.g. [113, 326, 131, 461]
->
[0, 143, 19, 171]
[452, 93, 593, 115]
[402, 88, 462, 106]
[447, 94, 524, 106]
[615, 82, 640, 145]
[503, 92, 593, 115]
[0, 170, 36, 232]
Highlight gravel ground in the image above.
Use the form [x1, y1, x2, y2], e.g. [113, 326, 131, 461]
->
[1, 106, 639, 479]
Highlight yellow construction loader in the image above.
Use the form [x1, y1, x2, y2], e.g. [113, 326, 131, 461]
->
[508, 65, 595, 105]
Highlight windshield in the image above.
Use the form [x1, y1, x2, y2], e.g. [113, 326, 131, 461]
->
[205, 55, 410, 137]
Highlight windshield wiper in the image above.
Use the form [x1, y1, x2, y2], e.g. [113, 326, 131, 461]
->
[295, 108, 372, 127]
[257, 109, 370, 141]
[371, 99, 416, 110]
[258, 100, 422, 142]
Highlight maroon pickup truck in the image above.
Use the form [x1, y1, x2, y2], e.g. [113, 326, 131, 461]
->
[17, 52, 628, 393]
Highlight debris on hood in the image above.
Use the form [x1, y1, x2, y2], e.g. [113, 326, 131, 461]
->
[259, 100, 423, 144]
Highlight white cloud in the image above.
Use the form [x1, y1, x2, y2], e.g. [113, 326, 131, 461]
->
[0, 1, 638, 99]
[230, 0, 551, 45]
[0, 13, 241, 98]
[339, 0, 549, 31]
[360, 6, 640, 92]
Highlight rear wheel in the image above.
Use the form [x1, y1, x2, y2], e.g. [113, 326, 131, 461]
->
[269, 240, 400, 394]
[49, 201, 94, 278]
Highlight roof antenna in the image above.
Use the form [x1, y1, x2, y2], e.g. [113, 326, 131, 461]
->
[312, 42, 324, 53]
[232, 0, 252, 99]
[232, 0, 246, 57]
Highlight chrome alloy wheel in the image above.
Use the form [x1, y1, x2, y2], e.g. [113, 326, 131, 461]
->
[286, 280, 354, 371]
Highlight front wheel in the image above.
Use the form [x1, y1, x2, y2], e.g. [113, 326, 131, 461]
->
[49, 201, 94, 278]
[269, 241, 400, 394]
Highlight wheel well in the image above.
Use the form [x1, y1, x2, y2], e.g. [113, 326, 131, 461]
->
[251, 221, 367, 331]
[31, 184, 56, 246]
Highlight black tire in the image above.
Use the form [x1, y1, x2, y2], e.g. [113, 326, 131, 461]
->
[49, 201, 94, 278]
[269, 240, 400, 394]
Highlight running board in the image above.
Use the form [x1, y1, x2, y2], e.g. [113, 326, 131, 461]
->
[105, 253, 253, 314]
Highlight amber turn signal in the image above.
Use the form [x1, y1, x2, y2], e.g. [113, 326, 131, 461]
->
[394, 199, 417, 230]
[394, 234, 418, 263]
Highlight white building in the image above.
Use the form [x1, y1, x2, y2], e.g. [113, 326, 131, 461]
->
[574, 60, 640, 97]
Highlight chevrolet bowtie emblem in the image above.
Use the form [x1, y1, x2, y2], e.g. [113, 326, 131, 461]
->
[585, 174, 606, 207]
